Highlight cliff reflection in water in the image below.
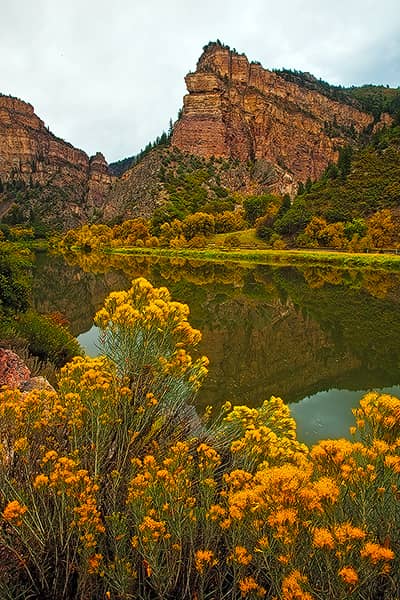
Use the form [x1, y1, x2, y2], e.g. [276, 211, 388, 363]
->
[32, 252, 400, 414]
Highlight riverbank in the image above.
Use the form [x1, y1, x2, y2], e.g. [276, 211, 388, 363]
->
[102, 245, 400, 270]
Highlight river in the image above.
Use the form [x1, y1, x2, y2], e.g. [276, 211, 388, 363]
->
[32, 251, 400, 444]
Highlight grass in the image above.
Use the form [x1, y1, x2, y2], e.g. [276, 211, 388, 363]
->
[103, 245, 400, 271]
[209, 229, 271, 249]
[66, 228, 400, 271]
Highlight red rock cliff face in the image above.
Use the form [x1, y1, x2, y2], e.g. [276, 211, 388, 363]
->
[172, 45, 374, 193]
[0, 95, 113, 227]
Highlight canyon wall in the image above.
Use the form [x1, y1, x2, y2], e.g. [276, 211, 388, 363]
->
[172, 44, 374, 194]
[0, 95, 113, 228]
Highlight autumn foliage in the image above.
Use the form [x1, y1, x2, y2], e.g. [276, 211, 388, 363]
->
[0, 278, 399, 599]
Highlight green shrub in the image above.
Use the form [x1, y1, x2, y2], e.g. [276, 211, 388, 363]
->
[224, 234, 241, 248]
[0, 244, 31, 314]
[14, 310, 82, 367]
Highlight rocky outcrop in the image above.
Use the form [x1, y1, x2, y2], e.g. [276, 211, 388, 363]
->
[103, 148, 166, 222]
[172, 43, 374, 194]
[0, 348, 54, 392]
[88, 152, 112, 208]
[0, 348, 31, 388]
[0, 95, 113, 228]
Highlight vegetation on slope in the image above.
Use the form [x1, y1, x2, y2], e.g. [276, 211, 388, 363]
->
[254, 124, 400, 249]
[109, 128, 172, 177]
[0, 177, 92, 233]
[105, 120, 400, 252]
[0, 242, 81, 370]
[274, 68, 400, 120]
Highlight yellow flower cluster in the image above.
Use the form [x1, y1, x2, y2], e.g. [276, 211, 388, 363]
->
[92, 277, 208, 392]
[195, 549, 218, 574]
[2, 499, 28, 526]
[225, 397, 308, 470]
[338, 566, 359, 585]
[139, 515, 168, 542]
[229, 545, 253, 566]
[281, 570, 313, 600]
[197, 442, 221, 471]
[35, 451, 105, 549]
[0, 386, 67, 454]
[94, 278, 199, 344]
[312, 527, 335, 549]
[360, 542, 395, 564]
[239, 576, 266, 597]
[159, 348, 193, 375]
[353, 391, 400, 441]
[59, 355, 115, 395]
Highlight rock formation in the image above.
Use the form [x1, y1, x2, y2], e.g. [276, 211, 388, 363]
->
[172, 43, 374, 194]
[0, 45, 390, 226]
[0, 348, 54, 392]
[0, 95, 113, 228]
[0, 348, 31, 388]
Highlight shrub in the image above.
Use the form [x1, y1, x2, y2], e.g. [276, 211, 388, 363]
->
[0, 278, 399, 599]
[224, 234, 241, 248]
[14, 310, 82, 367]
[186, 235, 207, 248]
[0, 243, 31, 314]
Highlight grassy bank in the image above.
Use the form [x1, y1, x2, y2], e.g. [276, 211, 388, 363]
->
[102, 245, 400, 271]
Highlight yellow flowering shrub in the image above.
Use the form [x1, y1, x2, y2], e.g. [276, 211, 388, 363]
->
[0, 278, 399, 599]
[221, 397, 308, 470]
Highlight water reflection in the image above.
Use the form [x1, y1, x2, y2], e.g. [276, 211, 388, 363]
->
[291, 385, 400, 445]
[32, 252, 400, 443]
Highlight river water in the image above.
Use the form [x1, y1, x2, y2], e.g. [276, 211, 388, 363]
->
[32, 251, 400, 444]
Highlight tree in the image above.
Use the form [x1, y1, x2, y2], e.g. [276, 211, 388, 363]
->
[243, 194, 280, 226]
[344, 218, 367, 241]
[214, 210, 245, 233]
[366, 209, 397, 248]
[274, 199, 311, 235]
[182, 212, 215, 239]
[168, 118, 174, 138]
[255, 203, 280, 240]
[338, 145, 353, 180]
[277, 194, 291, 217]
[304, 216, 328, 245]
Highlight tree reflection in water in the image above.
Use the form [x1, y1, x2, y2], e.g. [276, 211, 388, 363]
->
[32, 251, 400, 442]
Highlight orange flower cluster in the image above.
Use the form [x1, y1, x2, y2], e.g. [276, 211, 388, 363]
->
[0, 278, 399, 599]
[195, 549, 218, 574]
[281, 570, 313, 600]
[2, 499, 27, 526]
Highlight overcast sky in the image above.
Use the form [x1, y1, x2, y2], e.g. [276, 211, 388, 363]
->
[1, 0, 399, 163]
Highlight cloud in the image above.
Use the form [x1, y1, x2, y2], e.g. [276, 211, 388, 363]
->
[1, 0, 399, 162]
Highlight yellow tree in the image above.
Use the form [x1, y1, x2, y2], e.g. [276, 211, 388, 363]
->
[366, 209, 397, 249]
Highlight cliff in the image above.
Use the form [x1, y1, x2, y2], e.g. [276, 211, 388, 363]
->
[0, 45, 394, 229]
[172, 43, 375, 194]
[0, 95, 113, 229]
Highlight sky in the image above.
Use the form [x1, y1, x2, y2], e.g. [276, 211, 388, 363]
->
[1, 0, 399, 164]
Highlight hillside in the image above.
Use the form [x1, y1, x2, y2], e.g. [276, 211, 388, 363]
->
[0, 42, 399, 232]
[171, 42, 376, 189]
[105, 42, 397, 227]
[0, 95, 113, 230]
[103, 145, 295, 224]
[264, 124, 400, 246]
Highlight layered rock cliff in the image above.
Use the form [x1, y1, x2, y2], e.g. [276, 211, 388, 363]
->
[0, 44, 391, 228]
[0, 95, 113, 229]
[172, 43, 375, 194]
